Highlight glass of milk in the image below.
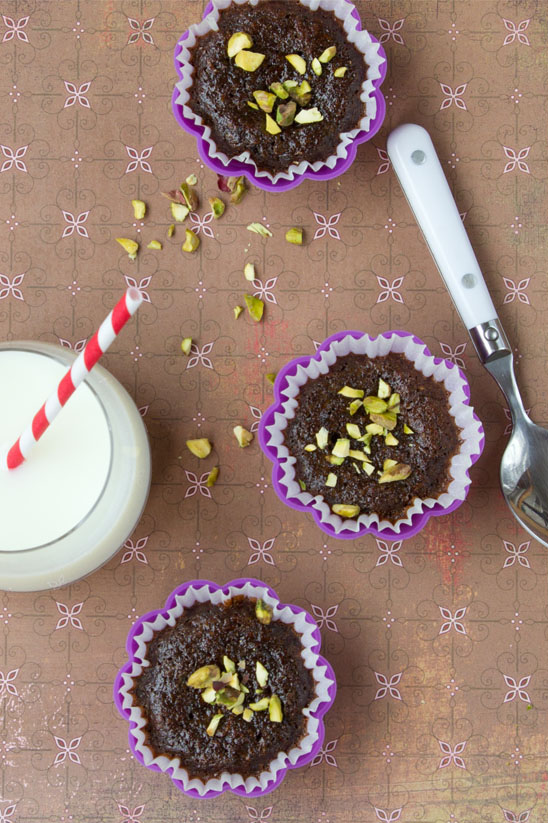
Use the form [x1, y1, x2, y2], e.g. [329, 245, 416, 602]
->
[0, 341, 151, 591]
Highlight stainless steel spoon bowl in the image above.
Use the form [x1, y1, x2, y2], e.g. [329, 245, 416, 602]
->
[387, 123, 548, 547]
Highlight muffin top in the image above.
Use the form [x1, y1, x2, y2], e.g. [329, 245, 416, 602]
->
[285, 352, 462, 523]
[132, 596, 314, 780]
[187, 0, 368, 174]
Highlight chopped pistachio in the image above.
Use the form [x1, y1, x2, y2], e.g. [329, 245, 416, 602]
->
[182, 228, 200, 253]
[363, 396, 388, 414]
[234, 425, 254, 447]
[365, 423, 384, 435]
[170, 202, 189, 222]
[240, 683, 250, 694]
[348, 399, 363, 415]
[206, 466, 219, 487]
[232, 705, 244, 716]
[269, 694, 283, 722]
[234, 305, 243, 319]
[346, 423, 361, 439]
[244, 262, 256, 282]
[383, 459, 398, 470]
[187, 664, 220, 688]
[378, 378, 391, 399]
[249, 697, 270, 711]
[298, 479, 306, 491]
[131, 199, 146, 220]
[180, 182, 198, 211]
[217, 686, 241, 707]
[186, 438, 212, 459]
[325, 472, 337, 487]
[363, 462, 375, 476]
[227, 31, 253, 58]
[167, 223, 175, 237]
[247, 100, 259, 110]
[266, 372, 277, 385]
[287, 80, 312, 106]
[388, 392, 401, 409]
[270, 81, 289, 99]
[338, 386, 364, 399]
[147, 239, 162, 250]
[285, 227, 303, 244]
[316, 427, 329, 449]
[206, 713, 224, 737]
[353, 463, 361, 474]
[116, 237, 139, 260]
[253, 90, 276, 112]
[385, 433, 399, 446]
[283, 80, 298, 90]
[234, 50, 265, 71]
[209, 196, 225, 218]
[186, 173, 198, 186]
[332, 503, 360, 518]
[276, 101, 297, 127]
[334, 66, 348, 77]
[332, 438, 350, 458]
[265, 113, 281, 135]
[256, 661, 269, 688]
[255, 598, 272, 625]
[326, 455, 344, 466]
[201, 687, 217, 704]
[247, 222, 272, 237]
[285, 53, 306, 74]
[319, 45, 336, 63]
[304, 444, 317, 452]
[311, 57, 322, 75]
[370, 411, 397, 430]
[244, 293, 264, 322]
[242, 708, 253, 722]
[223, 655, 236, 673]
[228, 175, 247, 204]
[181, 337, 192, 355]
[349, 450, 369, 461]
[378, 462, 412, 484]
[403, 423, 414, 434]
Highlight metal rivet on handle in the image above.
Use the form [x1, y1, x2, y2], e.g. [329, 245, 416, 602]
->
[411, 150, 426, 165]
[461, 273, 477, 289]
[485, 327, 499, 341]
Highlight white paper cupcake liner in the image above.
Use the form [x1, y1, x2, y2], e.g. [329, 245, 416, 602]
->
[118, 580, 335, 797]
[174, 0, 386, 184]
[264, 332, 484, 535]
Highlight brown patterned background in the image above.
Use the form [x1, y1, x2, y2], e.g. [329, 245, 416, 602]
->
[1, 1, 547, 821]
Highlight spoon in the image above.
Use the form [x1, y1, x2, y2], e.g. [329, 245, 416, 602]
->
[387, 123, 548, 548]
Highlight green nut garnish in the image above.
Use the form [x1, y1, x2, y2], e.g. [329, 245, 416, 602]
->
[209, 196, 225, 218]
[187, 665, 220, 688]
[285, 227, 303, 244]
[270, 81, 289, 99]
[255, 598, 272, 625]
[311, 57, 322, 75]
[244, 293, 264, 322]
[265, 112, 281, 135]
[378, 463, 412, 484]
[206, 713, 224, 737]
[338, 386, 364, 398]
[285, 53, 306, 74]
[332, 503, 360, 518]
[276, 101, 297, 127]
[253, 90, 276, 112]
[227, 31, 253, 58]
[319, 45, 336, 63]
[234, 50, 265, 71]
[269, 694, 283, 722]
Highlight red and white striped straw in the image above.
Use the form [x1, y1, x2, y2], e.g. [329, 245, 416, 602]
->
[4, 286, 143, 471]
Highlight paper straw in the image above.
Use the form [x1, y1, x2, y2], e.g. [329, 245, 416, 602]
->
[4, 287, 143, 471]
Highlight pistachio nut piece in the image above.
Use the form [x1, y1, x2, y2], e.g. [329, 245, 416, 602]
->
[369, 411, 398, 431]
[285, 227, 303, 244]
[147, 239, 162, 250]
[346, 423, 361, 439]
[255, 598, 272, 625]
[242, 708, 253, 722]
[363, 396, 388, 414]
[348, 399, 363, 415]
[266, 372, 277, 385]
[269, 694, 283, 722]
[116, 237, 139, 260]
[234, 50, 265, 71]
[233, 425, 254, 447]
[285, 53, 306, 74]
[334, 66, 348, 77]
[253, 90, 276, 112]
[247, 222, 272, 237]
[182, 228, 200, 253]
[315, 426, 329, 449]
[228, 175, 247, 204]
[378, 462, 412, 483]
[338, 386, 364, 398]
[256, 661, 269, 688]
[227, 31, 253, 58]
[187, 664, 220, 688]
[181, 337, 192, 355]
[206, 466, 219, 487]
[270, 81, 289, 99]
[377, 378, 391, 398]
[244, 293, 264, 322]
[131, 199, 146, 220]
[325, 472, 337, 487]
[385, 433, 399, 446]
[208, 196, 225, 218]
[288, 80, 312, 106]
[234, 305, 243, 319]
[206, 713, 224, 736]
[249, 697, 270, 711]
[186, 438, 212, 459]
[311, 57, 322, 75]
[332, 438, 350, 458]
[180, 182, 198, 211]
[403, 423, 414, 434]
[332, 503, 360, 518]
[244, 262, 256, 281]
[265, 113, 281, 135]
[247, 100, 259, 110]
[167, 223, 175, 237]
[276, 101, 297, 127]
[201, 687, 217, 704]
[170, 202, 189, 223]
[319, 45, 336, 63]
[223, 655, 236, 673]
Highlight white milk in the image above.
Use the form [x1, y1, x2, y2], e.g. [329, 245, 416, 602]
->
[0, 343, 151, 591]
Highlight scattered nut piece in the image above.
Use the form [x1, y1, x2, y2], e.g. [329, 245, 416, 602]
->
[349, 449, 369, 461]
[319, 45, 336, 63]
[269, 694, 283, 723]
[167, 223, 175, 237]
[369, 411, 397, 430]
[234, 50, 265, 71]
[147, 239, 162, 250]
[315, 426, 329, 449]
[346, 423, 361, 439]
[227, 31, 253, 58]
[270, 81, 289, 99]
[285, 53, 306, 74]
[338, 386, 364, 398]
[385, 433, 399, 446]
[365, 423, 384, 435]
[334, 66, 348, 77]
[265, 112, 281, 135]
[332, 438, 350, 458]
[378, 378, 391, 398]
[249, 697, 270, 711]
[276, 100, 297, 127]
[180, 182, 198, 211]
[311, 57, 322, 75]
[116, 237, 139, 260]
[209, 196, 225, 218]
[247, 100, 259, 110]
[348, 399, 363, 415]
[187, 664, 220, 688]
[206, 713, 224, 737]
[181, 337, 192, 355]
[255, 599, 272, 625]
[388, 392, 401, 409]
[242, 708, 253, 722]
[232, 705, 244, 715]
[253, 90, 276, 112]
[266, 372, 277, 385]
[403, 423, 414, 434]
[201, 687, 217, 704]
[285, 227, 303, 244]
[256, 661, 269, 688]
[227, 175, 247, 204]
[247, 222, 272, 237]
[238, 660, 246, 670]
[186, 438, 212, 459]
[170, 202, 189, 222]
[223, 655, 236, 673]
[182, 228, 200, 253]
[363, 463, 375, 476]
[325, 472, 337, 487]
[298, 479, 306, 491]
[131, 199, 146, 220]
[304, 444, 317, 452]
[383, 459, 398, 470]
[326, 455, 344, 466]
[244, 262, 256, 281]
[378, 462, 412, 484]
[186, 173, 197, 186]
[244, 293, 264, 322]
[332, 503, 360, 518]
[234, 305, 243, 319]
[363, 396, 388, 413]
[287, 80, 312, 106]
[234, 425, 254, 447]
[206, 466, 219, 487]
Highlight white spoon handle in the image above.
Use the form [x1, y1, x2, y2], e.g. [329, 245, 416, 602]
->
[386, 123, 497, 329]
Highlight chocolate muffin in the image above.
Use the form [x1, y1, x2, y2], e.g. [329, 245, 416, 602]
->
[132, 596, 314, 780]
[186, 0, 368, 174]
[285, 353, 462, 523]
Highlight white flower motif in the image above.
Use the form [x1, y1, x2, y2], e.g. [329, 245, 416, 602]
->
[311, 603, 339, 632]
[62, 210, 89, 239]
[378, 18, 405, 45]
[439, 606, 466, 635]
[376, 146, 391, 175]
[376, 275, 404, 304]
[439, 341, 467, 369]
[0, 804, 17, 823]
[118, 803, 145, 823]
[55, 602, 84, 631]
[0, 273, 24, 301]
[503, 809, 530, 823]
[121, 537, 149, 564]
[125, 146, 153, 174]
[310, 738, 338, 767]
[438, 740, 466, 769]
[503, 146, 530, 174]
[253, 277, 278, 304]
[64, 81, 91, 108]
[502, 19, 530, 46]
[124, 275, 152, 303]
[503, 540, 530, 568]
[376, 539, 403, 567]
[2, 15, 29, 42]
[138, 405, 149, 417]
[59, 338, 87, 353]
[0, 669, 18, 698]
[246, 806, 272, 821]
[189, 211, 214, 238]
[375, 809, 402, 823]
[374, 671, 402, 700]
[313, 212, 341, 240]
[248, 537, 275, 566]
[503, 277, 530, 305]
[0, 144, 28, 173]
[503, 674, 531, 703]
[186, 341, 214, 370]
[249, 405, 263, 433]
[185, 471, 212, 499]
[53, 735, 82, 766]
[440, 82, 467, 110]
[127, 17, 154, 46]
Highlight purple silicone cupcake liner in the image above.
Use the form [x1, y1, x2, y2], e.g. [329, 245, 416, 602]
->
[258, 329, 485, 541]
[171, 1, 387, 193]
[114, 577, 337, 799]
